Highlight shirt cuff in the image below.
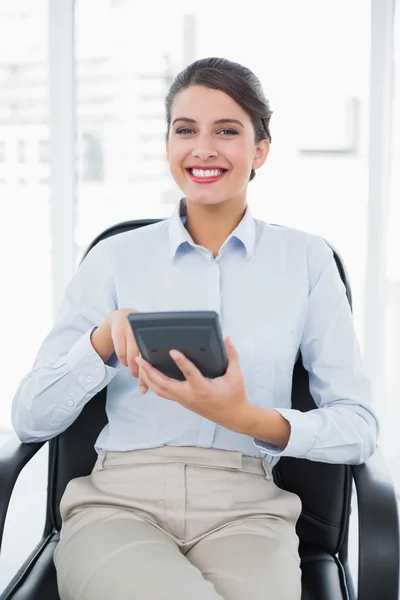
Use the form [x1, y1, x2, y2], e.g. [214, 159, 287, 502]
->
[253, 408, 318, 458]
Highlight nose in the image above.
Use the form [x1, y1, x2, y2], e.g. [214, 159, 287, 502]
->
[192, 135, 218, 160]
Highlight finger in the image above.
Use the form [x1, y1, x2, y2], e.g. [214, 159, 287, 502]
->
[139, 366, 148, 394]
[224, 337, 242, 377]
[112, 325, 130, 367]
[169, 350, 205, 386]
[136, 357, 179, 398]
[126, 334, 139, 377]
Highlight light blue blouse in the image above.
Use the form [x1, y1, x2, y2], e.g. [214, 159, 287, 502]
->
[11, 198, 379, 468]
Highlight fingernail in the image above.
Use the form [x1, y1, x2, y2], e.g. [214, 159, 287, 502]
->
[140, 386, 147, 394]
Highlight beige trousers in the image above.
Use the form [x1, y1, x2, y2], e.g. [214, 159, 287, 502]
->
[53, 446, 302, 600]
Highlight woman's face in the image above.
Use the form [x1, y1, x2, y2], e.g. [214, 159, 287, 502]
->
[166, 85, 269, 208]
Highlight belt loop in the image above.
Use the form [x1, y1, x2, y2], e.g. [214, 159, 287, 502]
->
[95, 451, 106, 471]
[261, 458, 272, 480]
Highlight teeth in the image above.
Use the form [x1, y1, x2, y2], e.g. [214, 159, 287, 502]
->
[191, 168, 224, 178]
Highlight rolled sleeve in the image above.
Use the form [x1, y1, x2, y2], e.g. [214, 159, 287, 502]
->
[67, 326, 103, 371]
[254, 408, 318, 457]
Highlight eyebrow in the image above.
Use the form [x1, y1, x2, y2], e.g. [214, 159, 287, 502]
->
[172, 117, 245, 128]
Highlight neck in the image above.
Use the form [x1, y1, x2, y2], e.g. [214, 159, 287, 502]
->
[183, 198, 247, 258]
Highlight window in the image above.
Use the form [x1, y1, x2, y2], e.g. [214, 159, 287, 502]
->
[0, 4, 51, 428]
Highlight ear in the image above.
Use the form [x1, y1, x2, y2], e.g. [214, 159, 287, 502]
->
[252, 139, 270, 171]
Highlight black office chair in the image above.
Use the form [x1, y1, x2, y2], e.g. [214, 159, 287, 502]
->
[0, 218, 399, 600]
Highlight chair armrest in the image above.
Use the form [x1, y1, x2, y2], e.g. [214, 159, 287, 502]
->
[351, 447, 399, 600]
[0, 435, 45, 554]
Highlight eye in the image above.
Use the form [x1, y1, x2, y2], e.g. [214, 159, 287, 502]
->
[219, 129, 239, 136]
[176, 128, 194, 135]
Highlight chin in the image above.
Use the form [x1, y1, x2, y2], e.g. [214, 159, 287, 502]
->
[187, 195, 224, 205]
[183, 189, 234, 206]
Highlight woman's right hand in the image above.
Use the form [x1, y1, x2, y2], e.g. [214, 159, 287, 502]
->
[105, 308, 148, 394]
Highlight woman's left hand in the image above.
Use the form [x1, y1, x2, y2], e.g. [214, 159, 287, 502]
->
[135, 337, 253, 434]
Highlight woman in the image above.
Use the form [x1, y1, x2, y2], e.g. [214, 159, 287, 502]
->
[12, 57, 379, 600]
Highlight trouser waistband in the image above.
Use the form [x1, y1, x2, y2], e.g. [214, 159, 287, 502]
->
[95, 446, 272, 480]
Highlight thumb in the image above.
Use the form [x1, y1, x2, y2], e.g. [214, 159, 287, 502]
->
[224, 337, 240, 372]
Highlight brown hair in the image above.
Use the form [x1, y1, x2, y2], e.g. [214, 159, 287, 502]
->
[165, 57, 273, 181]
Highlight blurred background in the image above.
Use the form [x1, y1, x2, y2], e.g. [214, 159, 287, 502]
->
[0, 0, 399, 592]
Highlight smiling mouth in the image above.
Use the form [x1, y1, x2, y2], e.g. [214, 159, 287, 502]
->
[186, 168, 228, 183]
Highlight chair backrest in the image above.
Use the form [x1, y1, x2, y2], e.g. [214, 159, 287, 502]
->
[47, 218, 353, 558]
